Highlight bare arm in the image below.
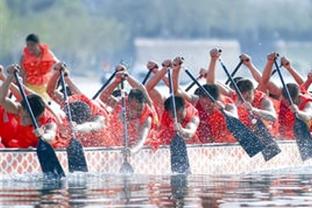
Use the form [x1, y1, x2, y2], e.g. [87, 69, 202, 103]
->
[100, 74, 122, 109]
[253, 97, 277, 122]
[145, 61, 170, 92]
[302, 72, 312, 91]
[40, 122, 57, 143]
[206, 48, 221, 84]
[74, 115, 105, 133]
[130, 116, 152, 154]
[260, 52, 282, 97]
[172, 57, 184, 94]
[0, 70, 21, 115]
[176, 116, 199, 140]
[126, 74, 154, 108]
[47, 68, 64, 105]
[293, 102, 312, 124]
[281, 56, 304, 85]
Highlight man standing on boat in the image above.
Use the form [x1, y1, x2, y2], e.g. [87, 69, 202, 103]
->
[20, 33, 59, 101]
[0, 65, 58, 148]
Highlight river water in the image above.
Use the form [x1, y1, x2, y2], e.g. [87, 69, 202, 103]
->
[1, 166, 312, 207]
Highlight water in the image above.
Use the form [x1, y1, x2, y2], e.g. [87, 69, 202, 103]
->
[1, 167, 312, 208]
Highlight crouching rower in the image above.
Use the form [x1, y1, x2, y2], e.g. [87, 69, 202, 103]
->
[100, 65, 158, 153]
[47, 63, 109, 147]
[0, 65, 58, 148]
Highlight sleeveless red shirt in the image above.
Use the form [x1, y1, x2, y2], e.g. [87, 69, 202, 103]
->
[11, 110, 56, 148]
[158, 102, 199, 145]
[279, 94, 312, 140]
[109, 101, 157, 147]
[237, 90, 266, 127]
[0, 107, 18, 147]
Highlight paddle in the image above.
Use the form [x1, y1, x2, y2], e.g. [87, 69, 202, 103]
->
[92, 71, 118, 100]
[219, 59, 281, 161]
[224, 60, 243, 85]
[59, 69, 88, 172]
[142, 69, 153, 85]
[185, 69, 265, 157]
[274, 60, 312, 161]
[168, 68, 190, 174]
[185, 75, 201, 92]
[119, 79, 134, 174]
[13, 69, 65, 178]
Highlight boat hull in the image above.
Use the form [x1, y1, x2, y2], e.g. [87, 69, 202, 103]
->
[0, 141, 310, 176]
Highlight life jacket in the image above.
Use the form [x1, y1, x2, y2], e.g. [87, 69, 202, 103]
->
[10, 110, 56, 148]
[237, 90, 266, 127]
[278, 94, 312, 140]
[109, 101, 158, 148]
[0, 107, 18, 147]
[22, 44, 56, 86]
[158, 102, 199, 145]
[53, 94, 110, 148]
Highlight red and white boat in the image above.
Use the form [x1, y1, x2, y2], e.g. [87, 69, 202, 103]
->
[0, 141, 310, 176]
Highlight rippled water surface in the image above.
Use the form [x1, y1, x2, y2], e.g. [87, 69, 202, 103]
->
[1, 167, 312, 208]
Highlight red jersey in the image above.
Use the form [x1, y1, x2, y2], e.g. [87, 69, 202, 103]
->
[237, 90, 266, 127]
[278, 94, 312, 140]
[10, 110, 57, 148]
[158, 102, 199, 145]
[22, 44, 57, 86]
[195, 97, 236, 143]
[109, 102, 158, 148]
[0, 107, 18, 147]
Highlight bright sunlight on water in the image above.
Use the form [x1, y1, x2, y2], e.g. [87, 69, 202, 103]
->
[1, 167, 312, 208]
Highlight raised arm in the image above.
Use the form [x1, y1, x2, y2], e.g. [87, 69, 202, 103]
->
[99, 65, 125, 108]
[145, 59, 171, 92]
[281, 56, 305, 85]
[172, 56, 184, 94]
[260, 52, 282, 97]
[0, 65, 22, 115]
[301, 72, 312, 92]
[126, 73, 154, 108]
[206, 48, 221, 84]
[240, 54, 262, 83]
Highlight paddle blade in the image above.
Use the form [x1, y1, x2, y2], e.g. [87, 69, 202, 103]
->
[67, 138, 88, 172]
[170, 134, 190, 174]
[36, 139, 65, 178]
[253, 120, 281, 161]
[120, 160, 134, 175]
[224, 114, 265, 157]
[294, 117, 312, 161]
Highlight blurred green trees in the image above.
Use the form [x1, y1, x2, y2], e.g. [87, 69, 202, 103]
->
[1, 0, 312, 73]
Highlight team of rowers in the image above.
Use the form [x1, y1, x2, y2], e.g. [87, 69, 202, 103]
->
[0, 33, 311, 154]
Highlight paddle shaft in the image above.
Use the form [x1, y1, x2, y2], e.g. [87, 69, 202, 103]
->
[219, 59, 247, 103]
[92, 71, 117, 100]
[142, 70, 153, 85]
[185, 69, 218, 103]
[167, 68, 178, 124]
[185, 75, 201, 92]
[13, 71, 39, 129]
[225, 60, 243, 85]
[274, 60, 294, 105]
[59, 70, 76, 136]
[120, 79, 130, 153]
